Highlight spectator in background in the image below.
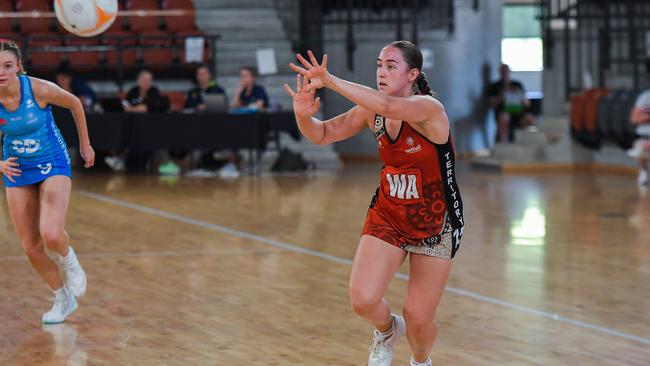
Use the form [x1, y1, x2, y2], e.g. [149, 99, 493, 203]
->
[55, 68, 97, 112]
[105, 70, 170, 173]
[628, 90, 650, 186]
[230, 66, 269, 111]
[122, 69, 169, 113]
[182, 65, 239, 177]
[184, 64, 227, 112]
[487, 64, 535, 143]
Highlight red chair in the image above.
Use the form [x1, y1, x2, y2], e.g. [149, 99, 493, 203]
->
[27, 33, 63, 71]
[14, 0, 49, 8]
[0, 2, 15, 33]
[140, 30, 174, 68]
[126, 0, 160, 8]
[16, 0, 52, 34]
[102, 13, 127, 34]
[126, 0, 161, 33]
[65, 37, 101, 71]
[163, 91, 186, 112]
[584, 88, 609, 134]
[161, 0, 195, 32]
[162, 0, 193, 9]
[103, 31, 139, 69]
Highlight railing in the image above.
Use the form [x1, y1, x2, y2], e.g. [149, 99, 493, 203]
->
[273, 0, 456, 70]
[538, 0, 650, 98]
[0, 33, 219, 89]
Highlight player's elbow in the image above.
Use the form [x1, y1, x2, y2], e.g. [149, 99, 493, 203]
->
[69, 95, 84, 112]
[378, 95, 395, 117]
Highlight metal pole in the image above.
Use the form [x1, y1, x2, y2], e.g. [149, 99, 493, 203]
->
[627, 1, 639, 91]
[411, 0, 419, 45]
[346, 0, 355, 70]
[564, 11, 571, 98]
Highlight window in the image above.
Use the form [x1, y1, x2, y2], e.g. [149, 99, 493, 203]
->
[502, 5, 543, 72]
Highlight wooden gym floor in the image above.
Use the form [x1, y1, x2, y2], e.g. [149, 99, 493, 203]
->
[0, 162, 649, 365]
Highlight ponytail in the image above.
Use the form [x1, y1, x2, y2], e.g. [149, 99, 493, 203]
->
[415, 72, 433, 96]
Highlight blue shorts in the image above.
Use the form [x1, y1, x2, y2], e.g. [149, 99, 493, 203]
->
[3, 159, 71, 188]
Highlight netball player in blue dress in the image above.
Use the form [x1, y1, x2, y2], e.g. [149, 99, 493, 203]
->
[0, 40, 95, 323]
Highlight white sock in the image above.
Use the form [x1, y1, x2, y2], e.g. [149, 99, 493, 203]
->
[409, 356, 432, 366]
[379, 316, 395, 339]
[53, 286, 70, 300]
[60, 246, 78, 268]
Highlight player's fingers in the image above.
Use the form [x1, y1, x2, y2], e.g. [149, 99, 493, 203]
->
[296, 53, 313, 69]
[283, 83, 296, 97]
[289, 63, 309, 75]
[307, 50, 319, 66]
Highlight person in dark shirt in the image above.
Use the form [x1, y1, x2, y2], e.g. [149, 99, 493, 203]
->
[487, 64, 535, 142]
[184, 65, 227, 112]
[122, 70, 169, 113]
[106, 70, 169, 172]
[230, 66, 269, 111]
[55, 68, 97, 112]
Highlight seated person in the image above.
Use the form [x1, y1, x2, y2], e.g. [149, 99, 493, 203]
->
[106, 70, 169, 173]
[230, 66, 269, 112]
[487, 64, 535, 143]
[183, 65, 236, 176]
[122, 70, 169, 113]
[184, 65, 228, 112]
[55, 68, 97, 112]
[629, 89, 650, 186]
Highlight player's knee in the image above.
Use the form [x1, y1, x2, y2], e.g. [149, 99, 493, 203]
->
[403, 300, 436, 336]
[40, 226, 65, 248]
[349, 284, 382, 316]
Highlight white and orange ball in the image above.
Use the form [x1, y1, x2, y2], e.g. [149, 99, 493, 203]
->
[54, 0, 118, 37]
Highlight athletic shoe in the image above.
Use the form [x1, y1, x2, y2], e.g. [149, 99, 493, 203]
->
[104, 156, 125, 172]
[61, 246, 87, 298]
[409, 356, 433, 366]
[368, 314, 406, 366]
[218, 162, 240, 178]
[158, 161, 181, 176]
[42, 288, 77, 324]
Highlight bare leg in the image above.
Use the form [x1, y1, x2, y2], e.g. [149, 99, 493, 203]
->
[349, 235, 407, 331]
[38, 176, 72, 257]
[497, 111, 510, 143]
[6, 185, 63, 290]
[404, 254, 452, 363]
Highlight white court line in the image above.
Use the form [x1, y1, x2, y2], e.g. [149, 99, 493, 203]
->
[0, 248, 282, 262]
[78, 190, 650, 346]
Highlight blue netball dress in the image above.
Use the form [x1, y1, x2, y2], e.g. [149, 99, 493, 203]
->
[0, 75, 71, 187]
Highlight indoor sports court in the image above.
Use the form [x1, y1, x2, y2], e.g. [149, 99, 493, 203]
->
[0, 1, 649, 365]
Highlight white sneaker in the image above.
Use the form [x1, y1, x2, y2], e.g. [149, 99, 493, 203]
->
[43, 289, 77, 324]
[368, 314, 406, 366]
[186, 169, 218, 178]
[104, 156, 125, 172]
[638, 169, 649, 186]
[409, 356, 433, 366]
[218, 162, 240, 178]
[61, 247, 87, 298]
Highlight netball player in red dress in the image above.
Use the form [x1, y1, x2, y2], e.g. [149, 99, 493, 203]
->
[284, 41, 464, 366]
